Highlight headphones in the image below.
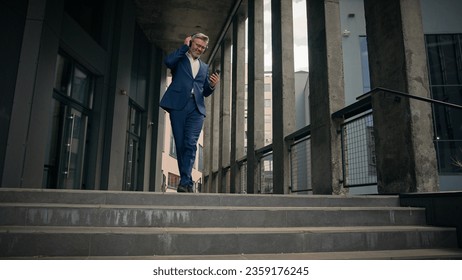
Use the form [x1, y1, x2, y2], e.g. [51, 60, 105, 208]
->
[189, 33, 208, 53]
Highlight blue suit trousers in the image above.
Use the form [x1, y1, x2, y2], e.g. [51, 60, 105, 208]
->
[169, 95, 204, 187]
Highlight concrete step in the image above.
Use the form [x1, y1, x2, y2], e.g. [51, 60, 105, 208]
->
[0, 203, 427, 227]
[0, 188, 458, 259]
[123, 248, 462, 260]
[0, 188, 400, 207]
[15, 248, 462, 260]
[0, 225, 458, 257]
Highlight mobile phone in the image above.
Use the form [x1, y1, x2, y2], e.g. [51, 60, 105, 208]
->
[214, 69, 221, 75]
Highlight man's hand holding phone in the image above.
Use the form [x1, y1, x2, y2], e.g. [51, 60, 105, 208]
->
[210, 69, 220, 88]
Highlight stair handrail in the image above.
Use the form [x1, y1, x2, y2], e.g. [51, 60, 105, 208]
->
[358, 87, 462, 110]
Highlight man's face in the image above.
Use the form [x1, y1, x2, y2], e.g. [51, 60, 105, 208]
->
[189, 38, 207, 58]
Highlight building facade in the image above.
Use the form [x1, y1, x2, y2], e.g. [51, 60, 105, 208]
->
[1, 0, 461, 195]
[1, 0, 166, 191]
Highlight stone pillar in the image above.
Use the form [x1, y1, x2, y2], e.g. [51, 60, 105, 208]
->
[3, 0, 64, 188]
[307, 0, 345, 194]
[364, 0, 438, 193]
[148, 48, 167, 192]
[271, 0, 296, 194]
[107, 0, 136, 190]
[218, 40, 232, 193]
[203, 77, 213, 192]
[230, 13, 246, 193]
[210, 59, 221, 193]
[0, 0, 27, 187]
[203, 56, 221, 193]
[247, 0, 265, 194]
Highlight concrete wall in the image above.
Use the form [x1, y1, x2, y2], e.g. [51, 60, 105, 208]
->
[294, 71, 309, 130]
[340, 0, 367, 105]
[341, 0, 462, 104]
[421, 0, 462, 34]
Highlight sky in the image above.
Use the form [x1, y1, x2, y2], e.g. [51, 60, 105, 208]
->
[263, 0, 309, 72]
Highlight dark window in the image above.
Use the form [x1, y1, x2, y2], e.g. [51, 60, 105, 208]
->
[425, 34, 462, 174]
[124, 102, 142, 191]
[44, 53, 94, 189]
[198, 144, 204, 172]
[64, 0, 105, 44]
[168, 172, 180, 188]
[169, 134, 177, 158]
[130, 24, 151, 109]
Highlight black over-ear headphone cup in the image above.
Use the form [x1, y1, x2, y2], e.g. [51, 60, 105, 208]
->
[189, 33, 196, 47]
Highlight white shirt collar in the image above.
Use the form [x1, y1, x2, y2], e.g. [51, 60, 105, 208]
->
[186, 52, 200, 78]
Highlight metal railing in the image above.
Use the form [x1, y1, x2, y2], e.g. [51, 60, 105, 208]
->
[205, 87, 462, 194]
[334, 87, 462, 188]
[286, 125, 312, 193]
[340, 112, 376, 187]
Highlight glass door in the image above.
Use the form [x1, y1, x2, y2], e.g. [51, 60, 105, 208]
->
[59, 107, 88, 188]
[43, 53, 93, 189]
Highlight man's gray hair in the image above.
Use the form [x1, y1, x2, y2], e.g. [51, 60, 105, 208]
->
[192, 32, 209, 44]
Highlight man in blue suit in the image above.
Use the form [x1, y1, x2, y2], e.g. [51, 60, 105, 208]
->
[160, 33, 220, 192]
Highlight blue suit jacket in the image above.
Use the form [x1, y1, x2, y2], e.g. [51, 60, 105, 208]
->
[160, 44, 215, 116]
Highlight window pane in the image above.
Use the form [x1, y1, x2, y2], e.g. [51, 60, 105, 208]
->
[168, 172, 180, 188]
[169, 134, 177, 158]
[71, 67, 91, 106]
[54, 54, 72, 95]
[438, 35, 461, 85]
[431, 85, 462, 140]
[426, 34, 462, 175]
[198, 144, 204, 172]
[436, 140, 462, 174]
[359, 36, 371, 93]
[128, 105, 141, 136]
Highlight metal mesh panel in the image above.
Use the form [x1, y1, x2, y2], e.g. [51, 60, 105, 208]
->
[259, 153, 273, 193]
[290, 137, 312, 194]
[342, 112, 377, 187]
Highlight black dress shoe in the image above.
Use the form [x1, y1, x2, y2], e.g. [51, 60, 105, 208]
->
[187, 186, 194, 193]
[177, 185, 188, 193]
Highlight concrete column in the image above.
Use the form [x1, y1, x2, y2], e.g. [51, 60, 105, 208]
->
[271, 0, 296, 194]
[218, 39, 232, 193]
[364, 0, 438, 193]
[147, 47, 166, 192]
[203, 77, 213, 192]
[210, 60, 222, 193]
[307, 0, 345, 194]
[230, 13, 247, 193]
[203, 60, 221, 193]
[247, 0, 265, 194]
[107, 0, 136, 190]
[0, 0, 27, 186]
[3, 0, 64, 188]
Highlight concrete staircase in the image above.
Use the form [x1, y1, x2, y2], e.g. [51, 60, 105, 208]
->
[1, 188, 461, 259]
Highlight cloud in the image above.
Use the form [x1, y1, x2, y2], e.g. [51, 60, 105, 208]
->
[262, 0, 308, 70]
